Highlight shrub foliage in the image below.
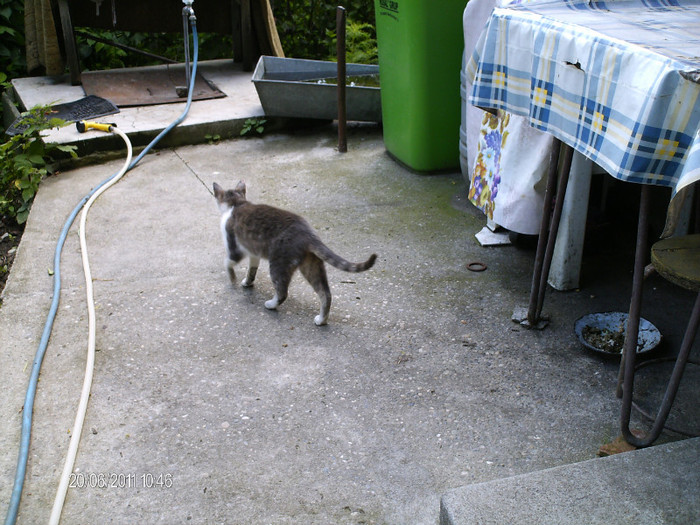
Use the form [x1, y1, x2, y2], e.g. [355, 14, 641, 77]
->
[0, 1, 376, 224]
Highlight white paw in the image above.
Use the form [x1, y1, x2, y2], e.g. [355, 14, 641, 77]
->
[241, 278, 254, 288]
[314, 315, 327, 326]
[264, 298, 278, 310]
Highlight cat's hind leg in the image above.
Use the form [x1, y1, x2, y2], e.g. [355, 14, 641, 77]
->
[241, 256, 260, 287]
[265, 260, 293, 311]
[300, 255, 331, 326]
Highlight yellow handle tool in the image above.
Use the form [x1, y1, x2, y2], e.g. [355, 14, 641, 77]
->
[76, 121, 115, 133]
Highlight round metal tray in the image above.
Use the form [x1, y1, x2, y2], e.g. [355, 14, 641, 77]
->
[574, 312, 661, 357]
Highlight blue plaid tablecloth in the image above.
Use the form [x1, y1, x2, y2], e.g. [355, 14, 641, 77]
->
[467, 0, 700, 195]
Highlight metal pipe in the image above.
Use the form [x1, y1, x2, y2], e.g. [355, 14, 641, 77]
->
[527, 139, 561, 326]
[617, 184, 651, 398]
[337, 6, 347, 153]
[74, 30, 178, 64]
[622, 292, 700, 446]
[535, 143, 573, 319]
[182, 0, 196, 95]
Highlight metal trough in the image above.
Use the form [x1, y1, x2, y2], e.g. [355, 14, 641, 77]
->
[252, 56, 381, 122]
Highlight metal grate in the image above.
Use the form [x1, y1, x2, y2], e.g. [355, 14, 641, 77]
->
[5, 95, 119, 136]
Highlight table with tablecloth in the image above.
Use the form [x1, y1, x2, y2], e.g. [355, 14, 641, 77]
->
[467, 0, 700, 197]
[467, 0, 700, 323]
[465, 0, 700, 444]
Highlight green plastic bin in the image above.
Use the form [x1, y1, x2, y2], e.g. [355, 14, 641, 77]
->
[374, 0, 468, 172]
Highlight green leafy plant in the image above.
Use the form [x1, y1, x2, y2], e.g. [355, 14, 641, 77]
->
[0, 0, 25, 133]
[0, 0, 26, 79]
[326, 20, 377, 64]
[54, 2, 374, 75]
[240, 118, 267, 137]
[75, 30, 234, 72]
[273, 1, 375, 61]
[0, 106, 77, 224]
[76, 30, 130, 70]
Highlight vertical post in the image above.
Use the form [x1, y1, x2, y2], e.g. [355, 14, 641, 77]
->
[527, 139, 561, 326]
[57, 0, 82, 85]
[337, 6, 347, 153]
[241, 0, 253, 71]
[182, 6, 191, 93]
[695, 186, 700, 234]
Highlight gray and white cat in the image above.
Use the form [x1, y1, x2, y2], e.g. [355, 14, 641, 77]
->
[213, 181, 377, 325]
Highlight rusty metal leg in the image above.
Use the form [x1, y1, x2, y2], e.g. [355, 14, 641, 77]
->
[527, 140, 562, 326]
[621, 291, 700, 447]
[535, 144, 573, 320]
[336, 7, 347, 153]
[617, 185, 651, 399]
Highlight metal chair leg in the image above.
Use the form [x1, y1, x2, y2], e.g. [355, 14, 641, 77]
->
[621, 291, 700, 447]
[618, 184, 699, 447]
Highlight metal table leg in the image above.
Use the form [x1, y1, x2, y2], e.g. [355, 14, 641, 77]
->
[616, 185, 651, 398]
[525, 140, 573, 327]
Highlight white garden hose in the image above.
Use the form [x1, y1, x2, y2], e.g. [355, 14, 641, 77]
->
[48, 125, 132, 525]
[4, 17, 199, 525]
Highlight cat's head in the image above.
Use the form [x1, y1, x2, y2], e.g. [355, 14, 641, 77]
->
[213, 181, 247, 212]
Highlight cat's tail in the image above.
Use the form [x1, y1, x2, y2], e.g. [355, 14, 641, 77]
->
[311, 242, 377, 273]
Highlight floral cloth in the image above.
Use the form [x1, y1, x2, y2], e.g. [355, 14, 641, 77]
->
[463, 0, 556, 236]
[468, 109, 554, 235]
[470, 111, 509, 220]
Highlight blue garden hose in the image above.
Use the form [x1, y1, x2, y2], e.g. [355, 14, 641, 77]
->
[4, 17, 199, 525]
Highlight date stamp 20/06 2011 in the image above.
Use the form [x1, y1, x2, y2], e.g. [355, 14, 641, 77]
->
[68, 471, 173, 489]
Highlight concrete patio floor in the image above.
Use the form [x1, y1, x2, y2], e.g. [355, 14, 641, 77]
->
[1, 61, 698, 524]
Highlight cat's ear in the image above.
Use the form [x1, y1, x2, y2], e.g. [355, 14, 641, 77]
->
[235, 180, 247, 195]
[213, 182, 223, 197]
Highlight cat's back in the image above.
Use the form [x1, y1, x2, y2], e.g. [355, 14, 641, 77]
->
[233, 201, 314, 243]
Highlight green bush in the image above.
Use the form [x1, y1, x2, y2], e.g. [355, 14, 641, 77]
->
[326, 20, 377, 64]
[0, 0, 25, 133]
[75, 30, 234, 71]
[74, 1, 377, 69]
[0, 0, 376, 224]
[0, 106, 76, 224]
[0, 0, 26, 79]
[274, 1, 376, 62]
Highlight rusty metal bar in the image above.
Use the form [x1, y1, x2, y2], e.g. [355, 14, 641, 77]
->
[618, 186, 700, 447]
[75, 31, 179, 65]
[535, 143, 573, 320]
[622, 291, 700, 447]
[337, 6, 347, 153]
[617, 184, 651, 399]
[527, 139, 562, 326]
[629, 356, 700, 437]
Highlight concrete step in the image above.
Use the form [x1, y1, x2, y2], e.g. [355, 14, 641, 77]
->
[4, 60, 267, 156]
[440, 437, 700, 525]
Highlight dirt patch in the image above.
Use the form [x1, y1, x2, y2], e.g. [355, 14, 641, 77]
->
[581, 325, 625, 354]
[0, 221, 23, 301]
